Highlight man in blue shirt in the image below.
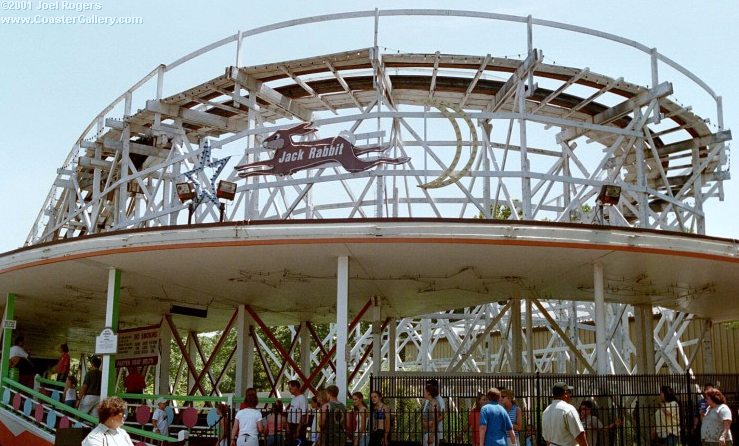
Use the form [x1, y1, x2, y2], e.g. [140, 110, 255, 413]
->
[479, 388, 516, 446]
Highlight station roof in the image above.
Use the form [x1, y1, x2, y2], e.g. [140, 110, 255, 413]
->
[1, 220, 738, 358]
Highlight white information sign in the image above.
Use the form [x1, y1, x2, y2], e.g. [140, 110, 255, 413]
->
[3, 320, 16, 330]
[95, 327, 118, 355]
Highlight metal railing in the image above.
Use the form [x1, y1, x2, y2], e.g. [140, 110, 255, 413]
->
[370, 373, 739, 446]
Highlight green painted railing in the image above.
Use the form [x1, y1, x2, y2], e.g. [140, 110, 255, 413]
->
[35, 375, 64, 389]
[2, 377, 178, 443]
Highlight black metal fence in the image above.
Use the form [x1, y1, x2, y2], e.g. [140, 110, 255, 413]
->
[369, 373, 739, 446]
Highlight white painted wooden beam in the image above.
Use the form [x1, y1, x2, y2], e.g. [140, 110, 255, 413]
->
[656, 130, 732, 157]
[485, 49, 542, 113]
[145, 100, 245, 133]
[228, 67, 313, 122]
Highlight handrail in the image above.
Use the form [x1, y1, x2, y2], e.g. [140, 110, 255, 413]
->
[1, 378, 177, 443]
[35, 375, 64, 389]
[117, 392, 290, 405]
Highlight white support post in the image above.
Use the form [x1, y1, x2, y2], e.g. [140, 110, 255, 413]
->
[518, 83, 532, 219]
[421, 318, 431, 370]
[100, 268, 121, 400]
[388, 319, 397, 372]
[525, 299, 534, 372]
[633, 304, 656, 374]
[568, 301, 578, 373]
[594, 263, 609, 374]
[235, 30, 243, 67]
[650, 48, 661, 125]
[156, 316, 171, 395]
[510, 297, 522, 373]
[634, 127, 649, 227]
[482, 122, 492, 218]
[692, 142, 706, 234]
[300, 321, 311, 378]
[526, 15, 535, 93]
[372, 297, 382, 375]
[235, 305, 255, 394]
[336, 256, 349, 398]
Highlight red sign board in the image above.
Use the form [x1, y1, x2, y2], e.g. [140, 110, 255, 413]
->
[236, 123, 409, 177]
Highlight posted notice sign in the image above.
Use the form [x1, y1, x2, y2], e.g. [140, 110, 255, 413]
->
[95, 328, 118, 355]
[115, 324, 160, 368]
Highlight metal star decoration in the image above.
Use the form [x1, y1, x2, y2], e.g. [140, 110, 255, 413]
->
[182, 139, 231, 206]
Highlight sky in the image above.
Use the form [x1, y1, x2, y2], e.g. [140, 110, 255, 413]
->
[0, 0, 737, 253]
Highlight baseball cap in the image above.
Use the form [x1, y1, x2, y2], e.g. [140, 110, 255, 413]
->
[552, 382, 573, 396]
[155, 397, 168, 405]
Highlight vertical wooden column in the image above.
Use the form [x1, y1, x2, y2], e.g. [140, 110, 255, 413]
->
[525, 299, 534, 372]
[633, 304, 656, 374]
[0, 293, 16, 380]
[235, 305, 255, 394]
[336, 256, 349, 398]
[372, 297, 382, 375]
[594, 263, 608, 374]
[388, 319, 397, 373]
[510, 297, 523, 373]
[300, 321, 311, 381]
[101, 268, 121, 399]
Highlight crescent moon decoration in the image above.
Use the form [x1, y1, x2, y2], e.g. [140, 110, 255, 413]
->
[418, 99, 479, 189]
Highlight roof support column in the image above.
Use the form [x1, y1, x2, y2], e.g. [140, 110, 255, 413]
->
[372, 297, 382, 375]
[421, 318, 430, 371]
[101, 268, 121, 399]
[300, 321, 311, 380]
[336, 256, 349, 398]
[0, 293, 16, 380]
[594, 263, 609, 374]
[525, 299, 534, 372]
[156, 317, 172, 395]
[387, 319, 396, 373]
[510, 296, 523, 373]
[633, 304, 655, 374]
[235, 305, 255, 395]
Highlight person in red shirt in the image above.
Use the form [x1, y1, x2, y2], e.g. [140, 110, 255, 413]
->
[55, 343, 71, 382]
[123, 368, 146, 394]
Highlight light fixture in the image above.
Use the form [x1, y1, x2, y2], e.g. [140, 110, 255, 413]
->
[176, 182, 196, 202]
[597, 185, 621, 206]
[216, 180, 237, 201]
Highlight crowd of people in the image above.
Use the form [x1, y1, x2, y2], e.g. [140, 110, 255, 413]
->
[222, 380, 399, 446]
[3, 338, 734, 446]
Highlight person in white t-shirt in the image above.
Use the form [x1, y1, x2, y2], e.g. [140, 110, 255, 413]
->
[152, 398, 170, 437]
[542, 382, 588, 446]
[700, 388, 733, 445]
[287, 380, 308, 445]
[232, 388, 266, 446]
[9, 335, 33, 387]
